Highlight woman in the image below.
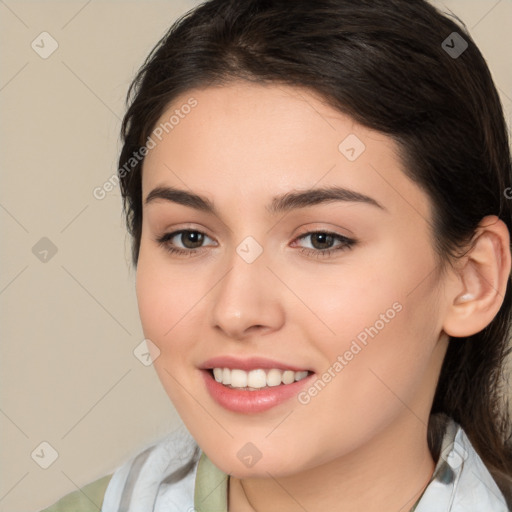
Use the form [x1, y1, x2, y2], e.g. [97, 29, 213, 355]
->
[41, 0, 512, 510]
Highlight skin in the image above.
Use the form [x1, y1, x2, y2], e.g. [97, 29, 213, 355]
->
[135, 81, 510, 512]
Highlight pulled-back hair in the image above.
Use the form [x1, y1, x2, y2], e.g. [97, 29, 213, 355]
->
[117, 0, 512, 501]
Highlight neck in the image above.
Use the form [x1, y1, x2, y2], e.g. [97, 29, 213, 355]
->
[228, 413, 436, 512]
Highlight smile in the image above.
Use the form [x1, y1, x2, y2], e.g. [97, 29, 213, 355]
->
[201, 368, 315, 413]
[211, 367, 310, 390]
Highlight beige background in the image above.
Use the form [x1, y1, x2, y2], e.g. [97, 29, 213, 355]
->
[1, 1, 511, 511]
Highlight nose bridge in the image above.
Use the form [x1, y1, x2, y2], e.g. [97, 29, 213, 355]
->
[211, 236, 284, 338]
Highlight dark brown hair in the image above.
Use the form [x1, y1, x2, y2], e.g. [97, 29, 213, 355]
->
[117, 0, 512, 501]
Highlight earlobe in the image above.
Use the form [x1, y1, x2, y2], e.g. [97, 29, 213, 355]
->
[442, 215, 511, 338]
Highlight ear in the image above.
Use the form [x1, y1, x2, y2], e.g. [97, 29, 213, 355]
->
[442, 215, 511, 338]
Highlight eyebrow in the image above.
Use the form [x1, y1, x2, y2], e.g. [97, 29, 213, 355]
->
[144, 185, 386, 215]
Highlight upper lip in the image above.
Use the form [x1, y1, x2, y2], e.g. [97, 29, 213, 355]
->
[199, 355, 312, 372]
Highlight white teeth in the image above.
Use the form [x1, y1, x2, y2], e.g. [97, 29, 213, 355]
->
[282, 370, 295, 385]
[266, 368, 283, 387]
[295, 370, 309, 381]
[211, 367, 310, 389]
[230, 369, 247, 388]
[247, 369, 267, 388]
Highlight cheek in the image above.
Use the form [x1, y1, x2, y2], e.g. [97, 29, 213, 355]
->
[293, 240, 441, 415]
[135, 246, 205, 348]
[135, 264, 170, 345]
[135, 252, 200, 407]
[311, 234, 440, 357]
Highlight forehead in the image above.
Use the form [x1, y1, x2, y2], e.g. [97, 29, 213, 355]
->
[141, 81, 431, 222]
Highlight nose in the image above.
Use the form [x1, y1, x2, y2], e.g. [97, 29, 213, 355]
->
[210, 249, 285, 340]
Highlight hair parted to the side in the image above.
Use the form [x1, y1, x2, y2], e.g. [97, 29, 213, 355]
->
[117, 0, 512, 501]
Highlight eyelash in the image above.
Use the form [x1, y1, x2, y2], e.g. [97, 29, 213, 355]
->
[155, 229, 356, 259]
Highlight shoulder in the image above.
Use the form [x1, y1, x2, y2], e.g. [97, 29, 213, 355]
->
[416, 416, 510, 512]
[39, 474, 113, 512]
[39, 427, 200, 512]
[451, 426, 510, 511]
[101, 425, 201, 511]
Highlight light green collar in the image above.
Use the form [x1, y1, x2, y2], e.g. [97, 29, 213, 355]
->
[194, 451, 229, 512]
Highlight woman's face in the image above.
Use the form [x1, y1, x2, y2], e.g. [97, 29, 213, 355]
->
[136, 81, 451, 477]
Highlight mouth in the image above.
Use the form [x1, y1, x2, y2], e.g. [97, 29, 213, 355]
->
[200, 367, 316, 413]
[207, 367, 313, 391]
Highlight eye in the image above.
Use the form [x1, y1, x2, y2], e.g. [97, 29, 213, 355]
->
[155, 229, 356, 259]
[156, 229, 216, 257]
[292, 231, 356, 259]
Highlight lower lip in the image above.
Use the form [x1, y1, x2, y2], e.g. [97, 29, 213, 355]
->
[201, 369, 315, 413]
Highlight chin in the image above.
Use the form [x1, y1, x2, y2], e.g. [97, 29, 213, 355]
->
[210, 450, 302, 479]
